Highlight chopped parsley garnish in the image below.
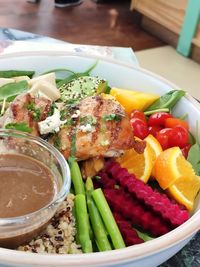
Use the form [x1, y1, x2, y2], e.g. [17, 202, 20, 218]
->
[70, 130, 76, 158]
[27, 102, 41, 121]
[64, 118, 76, 126]
[48, 103, 57, 116]
[54, 137, 61, 149]
[80, 115, 97, 126]
[5, 122, 32, 133]
[102, 113, 122, 122]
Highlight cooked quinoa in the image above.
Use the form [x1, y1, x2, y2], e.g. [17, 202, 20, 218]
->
[18, 194, 82, 254]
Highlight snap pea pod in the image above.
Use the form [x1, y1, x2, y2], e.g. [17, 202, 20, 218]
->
[92, 188, 125, 249]
[144, 90, 185, 115]
[75, 194, 93, 253]
[86, 177, 111, 252]
[0, 80, 29, 102]
[57, 61, 98, 88]
[0, 70, 35, 78]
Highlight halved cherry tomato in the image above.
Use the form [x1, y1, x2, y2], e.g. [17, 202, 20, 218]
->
[130, 110, 146, 123]
[148, 112, 173, 127]
[165, 118, 189, 131]
[130, 118, 148, 140]
[148, 125, 163, 137]
[156, 128, 173, 150]
[181, 144, 192, 158]
[168, 126, 189, 148]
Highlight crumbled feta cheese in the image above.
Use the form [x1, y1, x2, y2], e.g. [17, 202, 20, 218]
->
[71, 110, 81, 119]
[38, 109, 64, 135]
[78, 124, 95, 133]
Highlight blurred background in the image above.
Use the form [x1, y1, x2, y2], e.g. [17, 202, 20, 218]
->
[0, 0, 199, 97]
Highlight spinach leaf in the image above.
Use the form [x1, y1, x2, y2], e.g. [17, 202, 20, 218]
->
[0, 70, 35, 78]
[5, 122, 32, 133]
[187, 143, 200, 176]
[0, 80, 29, 101]
[40, 68, 75, 76]
[57, 61, 98, 88]
[145, 90, 185, 113]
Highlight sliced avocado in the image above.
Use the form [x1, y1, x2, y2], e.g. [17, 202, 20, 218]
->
[59, 76, 109, 104]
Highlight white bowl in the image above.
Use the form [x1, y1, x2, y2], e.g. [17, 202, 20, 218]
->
[0, 51, 200, 267]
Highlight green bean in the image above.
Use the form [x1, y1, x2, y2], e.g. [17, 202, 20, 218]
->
[86, 178, 111, 251]
[92, 188, 125, 249]
[69, 160, 85, 195]
[75, 194, 93, 253]
[0, 70, 35, 78]
[0, 81, 29, 102]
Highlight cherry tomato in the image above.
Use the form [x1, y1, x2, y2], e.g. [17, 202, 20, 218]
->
[181, 144, 192, 158]
[148, 125, 163, 137]
[130, 118, 148, 140]
[148, 112, 173, 127]
[165, 118, 189, 131]
[156, 128, 173, 150]
[130, 110, 146, 123]
[168, 126, 189, 148]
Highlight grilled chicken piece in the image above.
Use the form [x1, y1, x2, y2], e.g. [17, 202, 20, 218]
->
[0, 93, 51, 135]
[51, 95, 139, 160]
[80, 157, 105, 179]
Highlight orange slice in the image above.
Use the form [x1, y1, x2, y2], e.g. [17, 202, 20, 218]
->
[168, 175, 200, 211]
[154, 147, 196, 190]
[144, 134, 162, 177]
[116, 140, 154, 183]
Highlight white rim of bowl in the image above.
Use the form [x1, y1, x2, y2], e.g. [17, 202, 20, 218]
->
[0, 51, 199, 266]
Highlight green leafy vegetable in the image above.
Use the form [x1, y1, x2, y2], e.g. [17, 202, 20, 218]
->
[144, 90, 185, 114]
[0, 80, 29, 102]
[0, 70, 35, 78]
[187, 143, 200, 175]
[80, 115, 97, 126]
[5, 122, 32, 133]
[57, 61, 98, 88]
[187, 122, 200, 175]
[27, 102, 41, 121]
[39, 68, 75, 76]
[103, 113, 122, 122]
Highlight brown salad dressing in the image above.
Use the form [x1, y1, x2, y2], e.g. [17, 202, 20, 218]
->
[0, 154, 56, 218]
[0, 154, 57, 248]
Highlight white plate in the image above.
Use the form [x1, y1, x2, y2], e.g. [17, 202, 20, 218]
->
[0, 51, 200, 267]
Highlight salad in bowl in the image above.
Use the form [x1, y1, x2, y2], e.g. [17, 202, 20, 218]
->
[0, 53, 199, 267]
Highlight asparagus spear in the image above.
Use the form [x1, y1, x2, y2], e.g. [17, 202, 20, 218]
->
[86, 177, 111, 252]
[75, 194, 93, 253]
[92, 188, 125, 249]
[69, 160, 85, 195]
